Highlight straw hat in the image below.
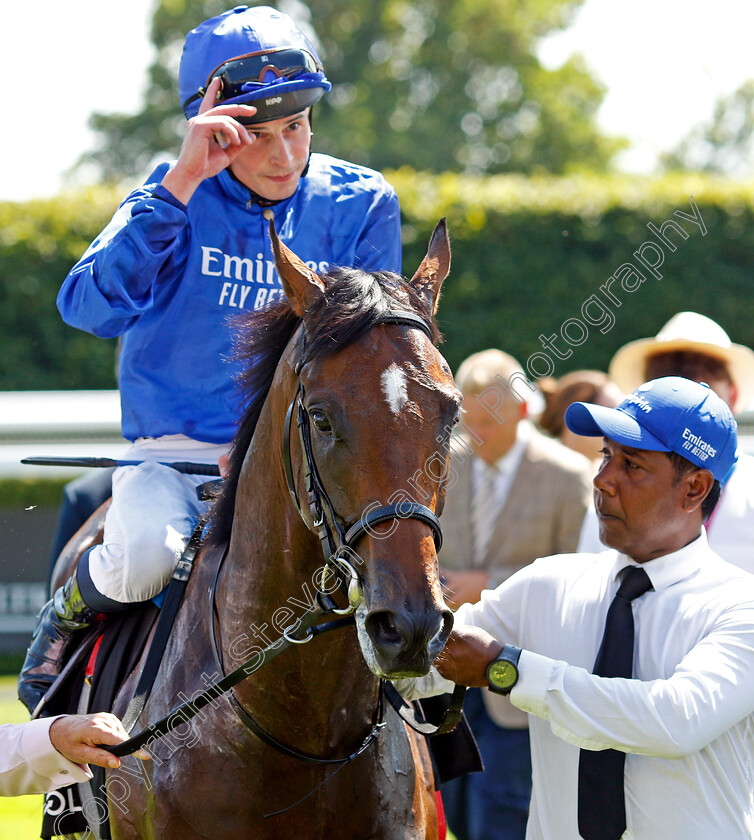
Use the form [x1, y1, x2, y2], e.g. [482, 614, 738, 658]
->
[608, 312, 754, 413]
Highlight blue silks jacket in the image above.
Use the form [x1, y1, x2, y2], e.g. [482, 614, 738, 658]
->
[58, 154, 402, 444]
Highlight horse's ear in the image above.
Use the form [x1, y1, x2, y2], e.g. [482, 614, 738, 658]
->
[408, 218, 451, 315]
[266, 210, 325, 316]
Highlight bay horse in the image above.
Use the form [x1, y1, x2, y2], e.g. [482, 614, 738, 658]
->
[98, 219, 459, 839]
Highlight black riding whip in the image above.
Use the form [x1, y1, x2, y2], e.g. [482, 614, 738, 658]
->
[21, 456, 221, 476]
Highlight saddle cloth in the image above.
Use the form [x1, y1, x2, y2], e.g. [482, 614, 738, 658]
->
[41, 603, 159, 839]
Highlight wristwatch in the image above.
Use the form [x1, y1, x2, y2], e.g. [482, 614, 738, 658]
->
[486, 644, 522, 695]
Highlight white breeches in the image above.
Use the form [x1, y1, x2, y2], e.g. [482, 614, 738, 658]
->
[85, 436, 229, 605]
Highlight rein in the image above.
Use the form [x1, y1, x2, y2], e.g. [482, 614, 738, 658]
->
[107, 580, 357, 759]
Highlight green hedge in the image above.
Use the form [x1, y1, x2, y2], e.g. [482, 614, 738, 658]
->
[391, 170, 754, 375]
[1, 172, 752, 388]
[0, 478, 69, 508]
[0, 186, 123, 390]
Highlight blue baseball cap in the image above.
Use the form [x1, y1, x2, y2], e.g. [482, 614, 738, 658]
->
[179, 6, 331, 121]
[565, 376, 738, 483]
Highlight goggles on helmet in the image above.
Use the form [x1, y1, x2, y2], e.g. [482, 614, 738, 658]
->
[182, 47, 325, 114]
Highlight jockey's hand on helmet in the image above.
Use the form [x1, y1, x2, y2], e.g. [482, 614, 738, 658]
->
[162, 78, 257, 204]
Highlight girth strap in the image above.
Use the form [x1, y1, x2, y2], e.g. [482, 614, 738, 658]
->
[119, 520, 205, 735]
[105, 594, 332, 758]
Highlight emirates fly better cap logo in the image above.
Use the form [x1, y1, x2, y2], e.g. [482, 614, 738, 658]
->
[681, 428, 717, 462]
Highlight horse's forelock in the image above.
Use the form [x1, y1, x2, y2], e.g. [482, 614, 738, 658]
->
[302, 268, 439, 363]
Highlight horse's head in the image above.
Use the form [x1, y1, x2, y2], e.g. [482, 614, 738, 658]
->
[272, 220, 459, 679]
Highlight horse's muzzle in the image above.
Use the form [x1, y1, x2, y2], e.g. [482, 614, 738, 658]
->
[363, 605, 453, 678]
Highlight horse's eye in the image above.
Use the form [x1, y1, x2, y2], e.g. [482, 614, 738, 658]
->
[451, 409, 461, 427]
[310, 409, 332, 433]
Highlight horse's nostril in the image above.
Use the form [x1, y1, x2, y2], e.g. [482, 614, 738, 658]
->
[366, 611, 403, 650]
[438, 609, 453, 643]
[365, 607, 452, 668]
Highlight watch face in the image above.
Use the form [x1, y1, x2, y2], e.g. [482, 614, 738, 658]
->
[488, 659, 517, 690]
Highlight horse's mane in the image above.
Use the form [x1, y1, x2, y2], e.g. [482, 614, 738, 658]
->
[208, 266, 440, 546]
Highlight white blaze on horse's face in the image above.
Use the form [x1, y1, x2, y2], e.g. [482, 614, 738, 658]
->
[381, 363, 409, 416]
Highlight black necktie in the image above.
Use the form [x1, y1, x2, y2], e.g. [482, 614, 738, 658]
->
[577, 566, 653, 840]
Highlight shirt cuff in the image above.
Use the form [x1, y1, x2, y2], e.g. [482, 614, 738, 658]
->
[22, 717, 93, 788]
[392, 666, 456, 701]
[509, 650, 558, 718]
[151, 184, 187, 212]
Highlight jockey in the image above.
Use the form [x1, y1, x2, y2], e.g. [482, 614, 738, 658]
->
[19, 5, 402, 712]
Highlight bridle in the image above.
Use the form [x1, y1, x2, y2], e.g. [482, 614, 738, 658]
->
[281, 310, 444, 604]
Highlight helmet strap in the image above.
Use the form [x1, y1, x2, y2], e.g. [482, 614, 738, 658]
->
[300, 107, 314, 178]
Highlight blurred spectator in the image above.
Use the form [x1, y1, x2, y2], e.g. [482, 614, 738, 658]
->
[579, 311, 754, 571]
[538, 370, 623, 464]
[611, 311, 754, 411]
[440, 349, 593, 840]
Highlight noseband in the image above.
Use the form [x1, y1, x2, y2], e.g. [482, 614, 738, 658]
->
[282, 311, 443, 605]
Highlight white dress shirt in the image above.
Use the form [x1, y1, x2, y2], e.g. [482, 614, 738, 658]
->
[470, 420, 530, 565]
[578, 452, 754, 572]
[473, 420, 530, 509]
[398, 531, 754, 839]
[0, 717, 91, 797]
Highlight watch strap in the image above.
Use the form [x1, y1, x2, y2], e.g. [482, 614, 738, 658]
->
[501, 644, 522, 667]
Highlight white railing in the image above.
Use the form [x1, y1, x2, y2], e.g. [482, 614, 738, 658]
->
[0, 390, 128, 477]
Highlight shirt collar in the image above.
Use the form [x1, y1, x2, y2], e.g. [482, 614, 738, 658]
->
[611, 527, 709, 592]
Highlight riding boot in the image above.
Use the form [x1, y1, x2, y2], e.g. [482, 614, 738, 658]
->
[18, 571, 98, 714]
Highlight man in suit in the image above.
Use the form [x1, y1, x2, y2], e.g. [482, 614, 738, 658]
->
[440, 349, 593, 840]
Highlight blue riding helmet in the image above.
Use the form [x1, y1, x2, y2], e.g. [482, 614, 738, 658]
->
[179, 5, 332, 123]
